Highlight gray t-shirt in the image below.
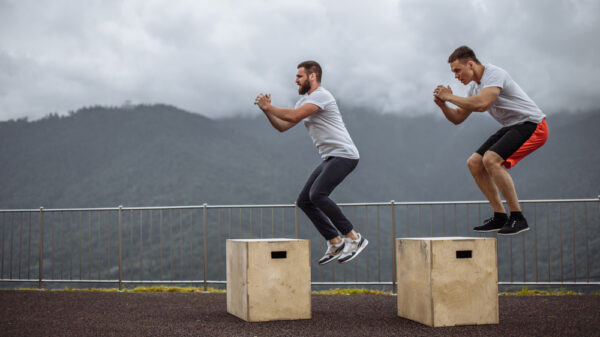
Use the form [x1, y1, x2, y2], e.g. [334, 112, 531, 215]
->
[468, 64, 545, 126]
[295, 86, 359, 160]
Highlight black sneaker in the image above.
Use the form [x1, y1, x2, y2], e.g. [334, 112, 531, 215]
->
[498, 218, 529, 235]
[338, 233, 368, 264]
[473, 215, 507, 232]
[318, 241, 345, 265]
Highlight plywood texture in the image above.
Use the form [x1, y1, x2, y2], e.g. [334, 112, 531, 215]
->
[396, 237, 499, 327]
[226, 239, 311, 322]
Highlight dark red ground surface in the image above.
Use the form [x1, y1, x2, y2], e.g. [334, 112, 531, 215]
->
[1, 291, 598, 337]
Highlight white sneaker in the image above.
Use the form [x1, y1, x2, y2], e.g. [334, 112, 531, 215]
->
[338, 233, 368, 264]
[318, 241, 345, 265]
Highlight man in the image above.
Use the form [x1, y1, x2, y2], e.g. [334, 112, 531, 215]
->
[433, 46, 548, 235]
[254, 60, 368, 264]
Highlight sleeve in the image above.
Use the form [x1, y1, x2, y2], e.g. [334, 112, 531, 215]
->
[482, 67, 506, 90]
[299, 90, 333, 110]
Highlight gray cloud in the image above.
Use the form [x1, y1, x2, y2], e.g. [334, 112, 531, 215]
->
[1, 0, 599, 121]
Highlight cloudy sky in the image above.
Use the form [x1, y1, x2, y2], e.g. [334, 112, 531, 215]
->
[1, 0, 599, 121]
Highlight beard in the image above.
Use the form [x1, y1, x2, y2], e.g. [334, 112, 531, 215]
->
[298, 80, 311, 95]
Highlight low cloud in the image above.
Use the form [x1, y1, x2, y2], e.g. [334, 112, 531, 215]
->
[1, 0, 598, 120]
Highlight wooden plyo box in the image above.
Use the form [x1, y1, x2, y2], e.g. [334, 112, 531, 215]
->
[226, 239, 311, 322]
[396, 237, 499, 327]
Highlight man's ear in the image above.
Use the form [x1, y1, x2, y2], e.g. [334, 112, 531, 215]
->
[309, 73, 316, 81]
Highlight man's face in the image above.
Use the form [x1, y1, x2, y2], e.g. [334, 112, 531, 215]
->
[296, 67, 311, 95]
[450, 59, 474, 85]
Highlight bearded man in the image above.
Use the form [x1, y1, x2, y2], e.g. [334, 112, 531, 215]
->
[254, 60, 368, 264]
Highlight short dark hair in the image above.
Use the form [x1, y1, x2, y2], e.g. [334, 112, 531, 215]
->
[448, 46, 481, 64]
[297, 60, 322, 82]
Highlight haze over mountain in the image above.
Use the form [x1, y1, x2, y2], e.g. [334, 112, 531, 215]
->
[1, 104, 598, 209]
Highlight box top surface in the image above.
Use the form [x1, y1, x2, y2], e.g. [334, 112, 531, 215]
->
[397, 237, 493, 241]
[228, 238, 307, 242]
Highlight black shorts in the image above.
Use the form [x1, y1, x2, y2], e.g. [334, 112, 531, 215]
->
[476, 121, 538, 160]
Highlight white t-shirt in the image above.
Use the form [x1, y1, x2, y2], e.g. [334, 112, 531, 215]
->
[468, 64, 545, 126]
[295, 86, 360, 160]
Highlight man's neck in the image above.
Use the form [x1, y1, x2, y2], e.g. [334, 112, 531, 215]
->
[307, 83, 321, 95]
[473, 63, 485, 85]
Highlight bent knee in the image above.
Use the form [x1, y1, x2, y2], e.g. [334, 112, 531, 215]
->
[296, 195, 312, 208]
[482, 151, 504, 169]
[308, 191, 328, 205]
[467, 154, 484, 172]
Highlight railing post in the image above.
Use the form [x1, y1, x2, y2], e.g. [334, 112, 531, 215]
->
[38, 207, 44, 289]
[0, 213, 3, 279]
[118, 205, 123, 291]
[203, 203, 208, 292]
[294, 202, 299, 239]
[391, 200, 397, 294]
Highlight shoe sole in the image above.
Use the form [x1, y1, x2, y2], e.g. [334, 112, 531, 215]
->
[318, 252, 342, 266]
[338, 239, 368, 264]
[498, 227, 530, 236]
[473, 228, 502, 232]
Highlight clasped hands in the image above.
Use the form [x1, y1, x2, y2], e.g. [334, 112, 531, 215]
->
[433, 85, 452, 106]
[433, 85, 453, 100]
[254, 93, 271, 111]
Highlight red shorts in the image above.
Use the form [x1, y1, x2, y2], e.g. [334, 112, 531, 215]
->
[504, 119, 549, 168]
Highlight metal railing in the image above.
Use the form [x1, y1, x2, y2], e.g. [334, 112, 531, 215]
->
[1, 198, 598, 291]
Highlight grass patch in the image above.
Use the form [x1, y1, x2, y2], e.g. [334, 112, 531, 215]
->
[5, 286, 226, 293]
[312, 288, 392, 295]
[500, 287, 583, 296]
[57, 287, 120, 292]
[126, 286, 226, 293]
[7, 286, 389, 295]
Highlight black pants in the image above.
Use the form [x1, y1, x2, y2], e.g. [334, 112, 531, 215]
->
[297, 156, 359, 240]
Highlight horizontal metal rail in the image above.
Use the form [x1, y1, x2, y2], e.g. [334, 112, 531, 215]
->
[2, 197, 598, 213]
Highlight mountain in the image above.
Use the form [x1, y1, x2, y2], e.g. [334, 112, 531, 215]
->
[1, 104, 598, 209]
[1, 104, 598, 288]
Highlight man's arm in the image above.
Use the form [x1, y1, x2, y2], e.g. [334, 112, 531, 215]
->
[263, 110, 296, 132]
[254, 93, 319, 132]
[435, 85, 501, 112]
[433, 95, 472, 125]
